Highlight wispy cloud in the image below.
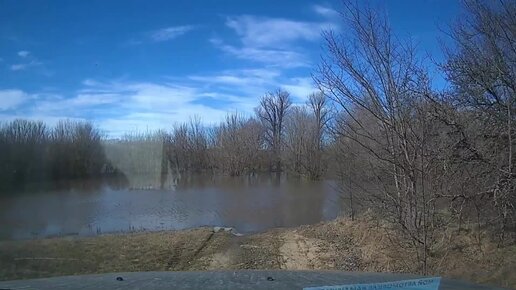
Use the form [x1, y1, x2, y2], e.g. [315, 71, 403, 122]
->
[226, 15, 328, 48]
[81, 81, 232, 135]
[279, 77, 316, 102]
[10, 50, 44, 71]
[23, 80, 230, 136]
[10, 60, 42, 71]
[188, 68, 318, 103]
[150, 25, 196, 42]
[0, 113, 85, 128]
[189, 68, 280, 87]
[17, 50, 30, 58]
[6, 66, 318, 136]
[213, 15, 336, 68]
[0, 89, 30, 110]
[313, 4, 339, 19]
[34, 93, 121, 113]
[211, 38, 309, 68]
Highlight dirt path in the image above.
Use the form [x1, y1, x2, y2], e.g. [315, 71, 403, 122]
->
[0, 219, 515, 288]
[279, 231, 322, 269]
[202, 229, 334, 271]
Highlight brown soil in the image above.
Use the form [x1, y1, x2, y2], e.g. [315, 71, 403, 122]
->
[0, 218, 514, 288]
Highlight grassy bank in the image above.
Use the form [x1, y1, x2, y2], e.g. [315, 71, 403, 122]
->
[0, 218, 514, 288]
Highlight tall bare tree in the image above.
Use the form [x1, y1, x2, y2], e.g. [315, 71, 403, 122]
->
[308, 92, 330, 178]
[284, 106, 315, 176]
[315, 1, 439, 273]
[255, 89, 292, 172]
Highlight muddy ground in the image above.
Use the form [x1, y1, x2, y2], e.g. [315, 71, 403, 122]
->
[0, 218, 515, 288]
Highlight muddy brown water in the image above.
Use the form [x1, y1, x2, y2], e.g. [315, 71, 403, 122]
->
[0, 175, 344, 240]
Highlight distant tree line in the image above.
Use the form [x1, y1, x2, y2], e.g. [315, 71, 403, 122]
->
[160, 90, 330, 180]
[0, 90, 330, 192]
[0, 119, 122, 192]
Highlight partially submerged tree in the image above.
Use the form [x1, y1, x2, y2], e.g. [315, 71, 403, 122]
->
[0, 120, 47, 188]
[49, 120, 106, 181]
[255, 89, 292, 172]
[284, 92, 329, 179]
[307, 92, 330, 178]
[284, 106, 315, 176]
[214, 113, 264, 176]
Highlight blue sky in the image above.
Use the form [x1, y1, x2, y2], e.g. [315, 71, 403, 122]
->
[0, 0, 460, 136]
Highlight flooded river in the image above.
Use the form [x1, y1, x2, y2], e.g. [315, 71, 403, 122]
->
[0, 175, 344, 240]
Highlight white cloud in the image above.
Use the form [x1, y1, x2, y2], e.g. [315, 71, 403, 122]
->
[188, 68, 275, 97]
[0, 89, 30, 110]
[188, 68, 317, 103]
[10, 51, 42, 71]
[213, 14, 337, 68]
[0, 113, 85, 128]
[34, 93, 121, 113]
[17, 50, 30, 58]
[150, 25, 195, 42]
[2, 67, 318, 136]
[72, 94, 120, 106]
[189, 68, 280, 87]
[280, 77, 317, 102]
[226, 16, 325, 48]
[10, 60, 43, 71]
[10, 50, 43, 72]
[214, 41, 310, 68]
[27, 80, 235, 136]
[82, 79, 106, 87]
[126, 83, 197, 107]
[10, 64, 27, 71]
[313, 5, 339, 18]
[99, 107, 227, 137]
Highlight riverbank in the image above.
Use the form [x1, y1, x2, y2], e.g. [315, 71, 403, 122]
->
[1, 218, 514, 288]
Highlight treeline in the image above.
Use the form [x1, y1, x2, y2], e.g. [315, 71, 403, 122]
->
[0, 119, 122, 191]
[160, 91, 329, 180]
[0, 90, 329, 192]
[314, 0, 515, 274]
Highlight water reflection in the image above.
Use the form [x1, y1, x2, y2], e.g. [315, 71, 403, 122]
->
[0, 174, 343, 240]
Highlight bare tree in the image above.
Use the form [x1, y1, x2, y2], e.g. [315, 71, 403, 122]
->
[308, 92, 330, 178]
[255, 89, 292, 172]
[284, 106, 315, 176]
[166, 123, 189, 176]
[315, 1, 440, 273]
[49, 120, 106, 181]
[214, 113, 264, 176]
[0, 120, 47, 189]
[442, 0, 516, 241]
[187, 116, 209, 173]
[283, 93, 329, 180]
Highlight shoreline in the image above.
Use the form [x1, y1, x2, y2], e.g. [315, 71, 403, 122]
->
[1, 224, 266, 242]
[1, 218, 514, 288]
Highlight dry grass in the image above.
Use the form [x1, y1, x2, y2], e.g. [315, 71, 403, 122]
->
[433, 229, 516, 289]
[0, 228, 231, 280]
[0, 219, 514, 288]
[295, 217, 516, 289]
